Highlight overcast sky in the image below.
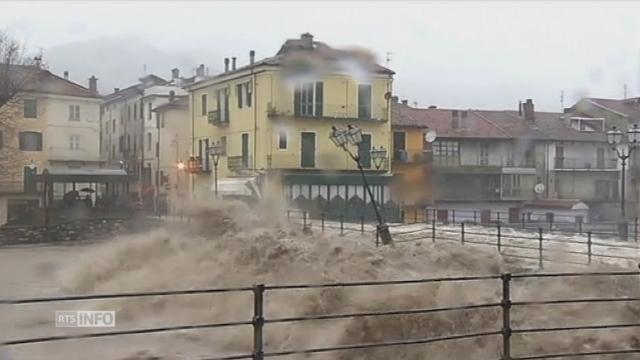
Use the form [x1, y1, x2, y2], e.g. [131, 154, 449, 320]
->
[2, 0, 640, 111]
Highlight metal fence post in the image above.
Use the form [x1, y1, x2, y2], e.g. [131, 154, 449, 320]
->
[501, 273, 512, 360]
[423, 208, 428, 223]
[548, 216, 553, 231]
[497, 211, 501, 224]
[414, 208, 418, 224]
[252, 284, 265, 360]
[452, 209, 456, 224]
[578, 220, 583, 235]
[375, 229, 380, 247]
[360, 216, 364, 234]
[287, 210, 290, 221]
[538, 228, 544, 270]
[521, 213, 525, 229]
[321, 213, 325, 232]
[340, 215, 344, 236]
[432, 219, 436, 243]
[635, 217, 638, 243]
[473, 210, 477, 224]
[587, 231, 592, 265]
[303, 211, 307, 230]
[461, 222, 465, 245]
[497, 224, 502, 253]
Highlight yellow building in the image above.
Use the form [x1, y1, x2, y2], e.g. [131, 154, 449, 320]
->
[186, 33, 400, 220]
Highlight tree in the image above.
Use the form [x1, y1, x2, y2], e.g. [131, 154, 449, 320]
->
[0, 31, 38, 108]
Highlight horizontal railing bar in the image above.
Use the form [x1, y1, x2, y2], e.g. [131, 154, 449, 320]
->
[263, 330, 502, 357]
[0, 286, 254, 305]
[513, 322, 640, 334]
[513, 297, 640, 306]
[265, 303, 501, 324]
[2, 320, 253, 346]
[513, 348, 640, 359]
[265, 275, 501, 290]
[511, 271, 640, 279]
[199, 354, 254, 360]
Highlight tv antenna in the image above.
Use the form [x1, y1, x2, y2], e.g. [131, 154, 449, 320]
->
[386, 52, 392, 67]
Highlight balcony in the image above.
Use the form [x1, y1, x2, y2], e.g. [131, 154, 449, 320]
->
[267, 103, 389, 122]
[0, 181, 29, 194]
[208, 110, 229, 127]
[553, 157, 617, 171]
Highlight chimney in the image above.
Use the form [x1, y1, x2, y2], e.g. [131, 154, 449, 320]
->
[114, 88, 120, 93]
[171, 68, 179, 80]
[34, 55, 42, 68]
[300, 33, 314, 49]
[249, 50, 255, 65]
[391, 96, 399, 103]
[196, 64, 205, 77]
[88, 76, 98, 92]
[428, 105, 437, 109]
[523, 98, 535, 122]
[401, 99, 408, 106]
[231, 57, 237, 71]
[169, 90, 175, 102]
[518, 100, 523, 117]
[63, 71, 69, 80]
[224, 58, 230, 72]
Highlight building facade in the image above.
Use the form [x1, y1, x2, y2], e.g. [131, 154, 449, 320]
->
[186, 33, 399, 220]
[0, 66, 102, 225]
[100, 70, 194, 210]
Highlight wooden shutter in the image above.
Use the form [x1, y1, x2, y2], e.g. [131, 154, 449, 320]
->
[315, 82, 323, 117]
[294, 85, 301, 117]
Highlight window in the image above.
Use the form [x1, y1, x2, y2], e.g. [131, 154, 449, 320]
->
[23, 99, 37, 118]
[201, 94, 207, 116]
[69, 135, 80, 150]
[502, 174, 522, 197]
[133, 136, 137, 153]
[127, 105, 131, 121]
[147, 132, 152, 151]
[393, 131, 406, 161]
[216, 89, 229, 122]
[278, 130, 287, 150]
[134, 103, 138, 120]
[358, 84, 372, 119]
[245, 81, 252, 107]
[236, 84, 243, 108]
[479, 143, 489, 165]
[112, 119, 116, 132]
[294, 81, 323, 117]
[111, 144, 115, 159]
[220, 136, 227, 155]
[127, 135, 131, 151]
[433, 140, 460, 166]
[19, 132, 42, 151]
[69, 105, 80, 121]
[148, 103, 153, 120]
[160, 113, 165, 128]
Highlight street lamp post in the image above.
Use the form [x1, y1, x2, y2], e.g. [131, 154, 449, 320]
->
[206, 141, 224, 197]
[607, 124, 640, 239]
[330, 125, 393, 245]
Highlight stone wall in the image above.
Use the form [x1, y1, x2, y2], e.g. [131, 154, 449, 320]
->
[0, 216, 162, 246]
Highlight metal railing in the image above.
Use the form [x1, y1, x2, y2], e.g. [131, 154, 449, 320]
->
[421, 207, 638, 240]
[553, 157, 617, 170]
[286, 209, 640, 267]
[2, 270, 639, 359]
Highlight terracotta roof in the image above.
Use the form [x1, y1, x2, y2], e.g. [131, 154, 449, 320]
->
[392, 102, 610, 142]
[4, 64, 101, 99]
[582, 97, 640, 121]
[152, 97, 188, 112]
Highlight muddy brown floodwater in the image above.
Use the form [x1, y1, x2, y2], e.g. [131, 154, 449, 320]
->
[2, 200, 639, 360]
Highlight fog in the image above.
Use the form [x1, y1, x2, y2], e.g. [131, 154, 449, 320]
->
[1, 1, 640, 110]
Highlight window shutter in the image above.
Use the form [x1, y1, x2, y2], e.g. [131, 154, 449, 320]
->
[294, 86, 301, 117]
[315, 82, 323, 117]
[237, 84, 243, 108]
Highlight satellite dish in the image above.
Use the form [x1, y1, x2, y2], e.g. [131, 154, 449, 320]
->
[534, 183, 545, 194]
[424, 130, 437, 143]
[384, 92, 392, 100]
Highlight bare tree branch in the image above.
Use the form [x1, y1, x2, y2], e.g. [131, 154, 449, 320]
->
[0, 31, 39, 108]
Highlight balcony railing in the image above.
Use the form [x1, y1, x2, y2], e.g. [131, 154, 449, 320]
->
[392, 150, 432, 164]
[554, 157, 617, 170]
[208, 110, 229, 126]
[267, 103, 389, 121]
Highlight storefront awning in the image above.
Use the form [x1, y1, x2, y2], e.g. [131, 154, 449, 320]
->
[34, 168, 131, 183]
